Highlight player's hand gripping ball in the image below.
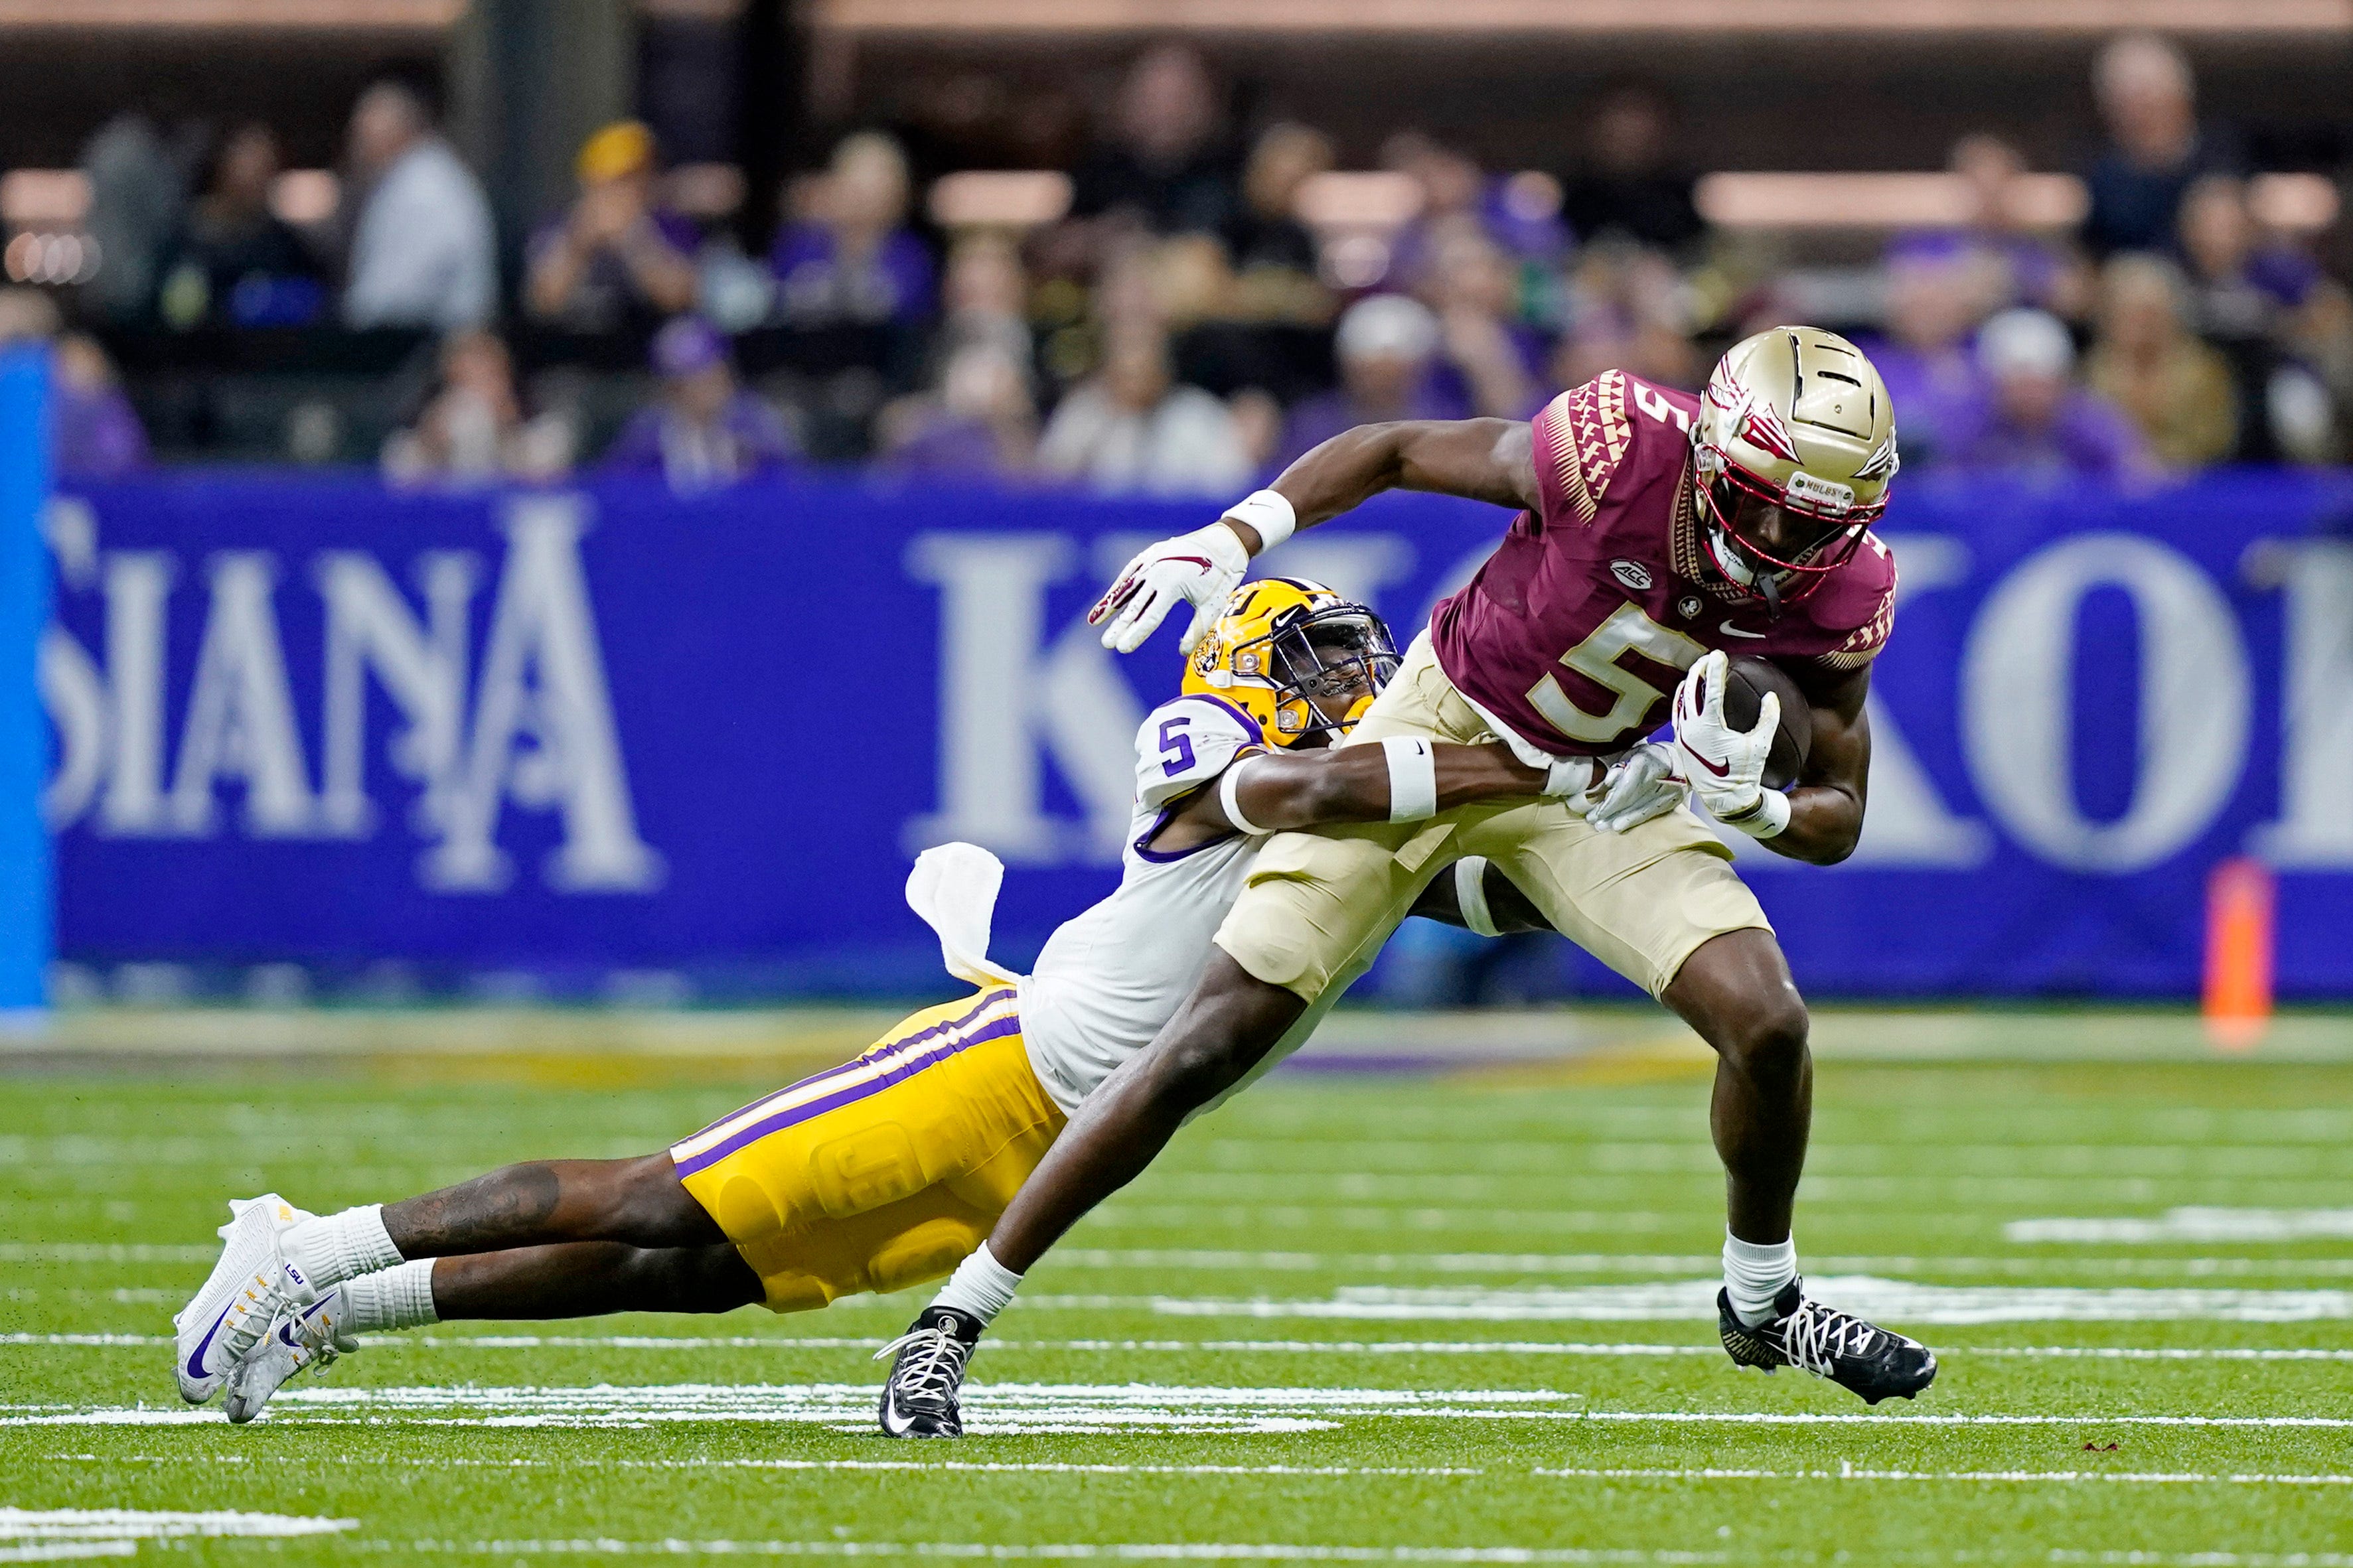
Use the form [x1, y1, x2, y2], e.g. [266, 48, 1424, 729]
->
[1672, 650, 1782, 823]
[1090, 522, 1251, 655]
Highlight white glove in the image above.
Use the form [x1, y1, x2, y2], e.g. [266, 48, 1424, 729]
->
[1588, 743, 1689, 834]
[1541, 755, 1604, 816]
[1089, 522, 1251, 655]
[1671, 650, 1789, 837]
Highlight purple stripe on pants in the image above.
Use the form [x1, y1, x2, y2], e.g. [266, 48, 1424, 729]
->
[674, 989, 1012, 1151]
[673, 1011, 1023, 1178]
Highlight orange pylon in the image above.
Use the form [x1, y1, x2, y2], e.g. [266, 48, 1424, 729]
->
[2202, 857, 2275, 1051]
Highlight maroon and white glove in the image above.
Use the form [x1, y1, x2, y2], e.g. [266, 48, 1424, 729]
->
[1089, 523, 1251, 655]
[1671, 651, 1789, 839]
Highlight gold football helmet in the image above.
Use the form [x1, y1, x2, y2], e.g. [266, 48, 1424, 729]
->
[1184, 577, 1401, 748]
[1693, 326, 1898, 608]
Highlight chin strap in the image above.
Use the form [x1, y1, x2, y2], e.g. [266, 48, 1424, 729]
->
[1758, 570, 1782, 620]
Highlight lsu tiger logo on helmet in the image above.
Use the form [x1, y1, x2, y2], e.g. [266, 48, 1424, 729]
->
[1184, 578, 1402, 748]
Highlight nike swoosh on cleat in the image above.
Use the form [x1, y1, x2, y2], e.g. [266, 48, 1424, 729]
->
[186, 1303, 232, 1381]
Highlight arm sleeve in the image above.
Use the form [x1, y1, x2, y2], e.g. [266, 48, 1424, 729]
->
[1133, 696, 1264, 813]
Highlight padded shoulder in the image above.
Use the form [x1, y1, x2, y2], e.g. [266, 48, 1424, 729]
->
[1133, 695, 1264, 812]
[1530, 370, 1641, 526]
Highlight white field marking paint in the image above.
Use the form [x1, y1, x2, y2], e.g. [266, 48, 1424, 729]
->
[0, 1335, 173, 1347]
[1049, 1250, 2353, 1279]
[15, 1387, 2353, 1435]
[1125, 1175, 2348, 1201]
[0, 1244, 214, 1263]
[1531, 1466, 2353, 1487]
[370, 1545, 1726, 1565]
[1142, 1276, 2353, 1324]
[58, 1456, 1485, 1478]
[2008, 1208, 2353, 1244]
[26, 1332, 2353, 1366]
[0, 1511, 354, 1547]
[2, 1382, 1588, 1436]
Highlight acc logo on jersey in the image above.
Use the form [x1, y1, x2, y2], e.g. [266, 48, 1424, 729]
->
[1610, 559, 1653, 591]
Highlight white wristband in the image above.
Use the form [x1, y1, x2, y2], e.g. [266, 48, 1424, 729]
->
[1219, 760, 1271, 837]
[1382, 736, 1438, 822]
[1454, 856, 1499, 938]
[1721, 788, 1791, 839]
[1223, 489, 1296, 553]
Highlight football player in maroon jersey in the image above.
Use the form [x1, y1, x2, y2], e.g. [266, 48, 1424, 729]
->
[881, 327, 1936, 1433]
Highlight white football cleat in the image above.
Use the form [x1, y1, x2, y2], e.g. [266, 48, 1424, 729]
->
[173, 1194, 317, 1405]
[224, 1288, 356, 1425]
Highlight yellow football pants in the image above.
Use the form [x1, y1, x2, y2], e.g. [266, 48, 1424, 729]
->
[669, 987, 1065, 1312]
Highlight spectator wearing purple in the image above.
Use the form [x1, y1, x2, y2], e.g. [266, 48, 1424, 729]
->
[770, 133, 934, 328]
[524, 121, 701, 334]
[601, 317, 797, 492]
[1276, 295, 1466, 468]
[1860, 236, 2003, 468]
[53, 335, 150, 478]
[877, 340, 1036, 478]
[1418, 224, 1545, 419]
[1069, 44, 1239, 237]
[1946, 133, 2084, 317]
[1944, 307, 2151, 481]
[0, 289, 149, 478]
[2081, 33, 2238, 260]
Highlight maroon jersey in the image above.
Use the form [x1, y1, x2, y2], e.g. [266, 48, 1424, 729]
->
[1429, 370, 1897, 758]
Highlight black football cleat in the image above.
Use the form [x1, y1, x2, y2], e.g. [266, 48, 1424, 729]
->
[875, 1306, 982, 1438]
[1718, 1279, 1937, 1405]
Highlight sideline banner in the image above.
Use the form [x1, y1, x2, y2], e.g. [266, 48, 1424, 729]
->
[40, 465, 2353, 999]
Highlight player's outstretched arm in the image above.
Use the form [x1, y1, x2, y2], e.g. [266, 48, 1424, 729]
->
[1090, 419, 1537, 654]
[1249, 417, 1540, 537]
[1146, 740, 1598, 856]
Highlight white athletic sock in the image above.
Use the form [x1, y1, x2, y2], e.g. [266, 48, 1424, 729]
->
[929, 1242, 1024, 1327]
[281, 1205, 404, 1293]
[341, 1259, 439, 1332]
[1722, 1231, 1798, 1328]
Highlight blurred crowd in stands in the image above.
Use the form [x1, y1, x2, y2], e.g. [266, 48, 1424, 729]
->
[1, 29, 2348, 494]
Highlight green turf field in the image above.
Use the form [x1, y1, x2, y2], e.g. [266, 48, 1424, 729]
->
[3, 1009, 2351, 1565]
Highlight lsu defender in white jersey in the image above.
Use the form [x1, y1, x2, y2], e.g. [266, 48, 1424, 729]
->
[186, 577, 1577, 1431]
[875, 578, 1607, 1437]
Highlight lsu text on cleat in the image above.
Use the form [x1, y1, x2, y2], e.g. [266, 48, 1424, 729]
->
[173, 1194, 316, 1406]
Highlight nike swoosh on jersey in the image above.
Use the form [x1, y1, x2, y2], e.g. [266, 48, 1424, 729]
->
[1718, 621, 1767, 639]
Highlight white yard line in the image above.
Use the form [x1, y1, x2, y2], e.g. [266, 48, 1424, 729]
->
[0, 1510, 354, 1556]
[1531, 1465, 2353, 1486]
[9, 1385, 2351, 1434]
[1049, 1251, 2353, 1279]
[55, 1455, 2353, 1487]
[2008, 1208, 2353, 1244]
[369, 1545, 1726, 1565]
[13, 1334, 2353, 1365]
[1133, 1277, 2353, 1324]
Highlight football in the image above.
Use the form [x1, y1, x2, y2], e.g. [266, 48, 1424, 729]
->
[1720, 654, 1813, 792]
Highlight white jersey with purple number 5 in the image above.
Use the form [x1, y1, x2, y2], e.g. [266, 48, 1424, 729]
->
[1019, 695, 1270, 1113]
